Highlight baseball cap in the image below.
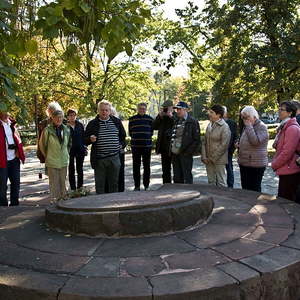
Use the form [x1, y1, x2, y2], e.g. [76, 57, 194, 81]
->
[174, 101, 189, 109]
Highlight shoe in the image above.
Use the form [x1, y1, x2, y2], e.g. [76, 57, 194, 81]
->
[144, 187, 149, 191]
[134, 187, 140, 191]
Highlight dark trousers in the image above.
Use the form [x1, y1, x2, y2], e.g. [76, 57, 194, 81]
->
[132, 147, 151, 189]
[278, 172, 300, 203]
[0, 158, 20, 206]
[118, 152, 125, 192]
[172, 154, 193, 184]
[226, 152, 234, 188]
[239, 165, 265, 192]
[69, 154, 85, 190]
[161, 151, 172, 184]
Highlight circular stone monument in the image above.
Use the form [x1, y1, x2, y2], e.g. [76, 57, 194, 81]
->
[45, 189, 214, 237]
[1, 183, 300, 300]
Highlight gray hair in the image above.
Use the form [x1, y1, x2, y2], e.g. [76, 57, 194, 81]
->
[52, 110, 64, 118]
[241, 106, 259, 119]
[98, 100, 112, 112]
[46, 101, 62, 117]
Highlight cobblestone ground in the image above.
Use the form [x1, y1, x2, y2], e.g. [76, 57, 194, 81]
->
[18, 149, 278, 203]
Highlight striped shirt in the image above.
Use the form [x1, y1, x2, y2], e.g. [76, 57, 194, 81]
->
[129, 114, 153, 148]
[96, 118, 120, 158]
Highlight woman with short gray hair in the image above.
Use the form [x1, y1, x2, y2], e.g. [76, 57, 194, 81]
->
[238, 106, 269, 192]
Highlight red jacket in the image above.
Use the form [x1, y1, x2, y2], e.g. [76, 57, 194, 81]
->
[272, 118, 300, 175]
[0, 119, 25, 168]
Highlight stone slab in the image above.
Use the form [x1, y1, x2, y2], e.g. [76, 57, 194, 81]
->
[0, 264, 68, 300]
[59, 276, 152, 300]
[150, 268, 239, 300]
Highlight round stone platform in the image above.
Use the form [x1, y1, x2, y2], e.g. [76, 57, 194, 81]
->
[0, 183, 300, 300]
[45, 189, 214, 237]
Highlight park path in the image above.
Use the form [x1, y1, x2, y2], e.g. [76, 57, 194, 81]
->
[18, 149, 279, 205]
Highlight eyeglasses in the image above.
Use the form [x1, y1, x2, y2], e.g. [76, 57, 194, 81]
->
[278, 108, 287, 112]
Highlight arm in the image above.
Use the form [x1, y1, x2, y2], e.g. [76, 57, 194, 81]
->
[38, 129, 48, 157]
[152, 115, 162, 130]
[119, 120, 127, 148]
[244, 124, 268, 146]
[128, 118, 133, 137]
[84, 121, 94, 145]
[272, 126, 300, 170]
[184, 120, 201, 155]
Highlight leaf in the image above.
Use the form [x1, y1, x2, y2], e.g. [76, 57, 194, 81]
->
[25, 40, 38, 55]
[139, 8, 151, 18]
[125, 43, 133, 56]
[0, 0, 11, 9]
[105, 41, 122, 60]
[131, 15, 145, 25]
[0, 103, 8, 112]
[86, 56, 94, 67]
[46, 15, 61, 26]
[43, 26, 59, 39]
[79, 1, 91, 13]
[62, 0, 75, 10]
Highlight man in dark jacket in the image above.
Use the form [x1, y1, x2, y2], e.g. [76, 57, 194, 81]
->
[223, 106, 238, 188]
[152, 100, 174, 184]
[171, 101, 201, 184]
[292, 100, 300, 125]
[85, 100, 126, 194]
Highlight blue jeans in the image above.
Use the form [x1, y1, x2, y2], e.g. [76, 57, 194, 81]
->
[0, 158, 20, 206]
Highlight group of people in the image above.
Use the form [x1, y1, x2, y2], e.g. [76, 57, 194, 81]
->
[0, 98, 300, 207]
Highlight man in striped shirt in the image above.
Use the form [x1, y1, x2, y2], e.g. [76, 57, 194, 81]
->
[129, 103, 153, 191]
[85, 100, 126, 194]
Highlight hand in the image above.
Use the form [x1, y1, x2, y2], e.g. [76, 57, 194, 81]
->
[90, 135, 97, 143]
[202, 158, 210, 164]
[243, 116, 255, 126]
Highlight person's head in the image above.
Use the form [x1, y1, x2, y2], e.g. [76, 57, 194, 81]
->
[52, 110, 64, 126]
[174, 101, 188, 118]
[46, 101, 62, 118]
[291, 100, 300, 116]
[278, 101, 297, 120]
[67, 108, 77, 123]
[223, 106, 228, 119]
[162, 100, 173, 113]
[98, 100, 111, 120]
[0, 111, 10, 122]
[208, 104, 224, 122]
[240, 106, 259, 123]
[137, 103, 147, 116]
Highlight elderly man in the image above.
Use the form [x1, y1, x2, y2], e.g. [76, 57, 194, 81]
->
[170, 101, 201, 184]
[85, 100, 126, 194]
[0, 111, 25, 206]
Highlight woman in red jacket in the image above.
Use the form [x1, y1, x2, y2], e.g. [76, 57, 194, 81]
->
[0, 111, 25, 206]
[272, 101, 300, 202]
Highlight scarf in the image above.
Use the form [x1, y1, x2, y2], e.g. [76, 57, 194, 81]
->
[272, 118, 290, 149]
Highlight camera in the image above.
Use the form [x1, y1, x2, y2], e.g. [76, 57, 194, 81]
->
[163, 107, 168, 113]
[8, 144, 16, 150]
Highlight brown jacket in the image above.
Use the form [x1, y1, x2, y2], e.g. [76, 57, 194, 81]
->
[202, 118, 231, 165]
[238, 119, 269, 168]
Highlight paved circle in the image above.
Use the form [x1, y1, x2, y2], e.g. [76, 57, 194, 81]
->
[0, 183, 299, 300]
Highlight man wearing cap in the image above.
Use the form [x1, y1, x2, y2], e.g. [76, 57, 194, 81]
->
[171, 101, 201, 184]
[152, 100, 175, 184]
[0, 111, 25, 206]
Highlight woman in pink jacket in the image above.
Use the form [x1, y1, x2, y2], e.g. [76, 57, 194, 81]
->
[272, 101, 300, 202]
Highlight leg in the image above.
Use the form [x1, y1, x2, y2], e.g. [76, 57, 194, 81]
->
[48, 167, 61, 200]
[59, 167, 67, 198]
[172, 155, 184, 183]
[226, 152, 234, 188]
[118, 152, 125, 192]
[161, 151, 172, 184]
[76, 155, 85, 189]
[247, 167, 265, 192]
[206, 163, 217, 185]
[94, 159, 106, 194]
[68, 154, 76, 190]
[132, 148, 141, 189]
[181, 155, 193, 184]
[8, 158, 20, 206]
[278, 173, 300, 201]
[215, 164, 227, 187]
[142, 148, 151, 189]
[0, 167, 8, 206]
[239, 165, 249, 190]
[107, 155, 121, 193]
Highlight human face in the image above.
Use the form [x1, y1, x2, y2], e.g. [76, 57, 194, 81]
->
[278, 105, 292, 121]
[99, 104, 111, 120]
[241, 113, 256, 125]
[0, 112, 9, 122]
[67, 112, 77, 123]
[208, 109, 220, 122]
[176, 108, 187, 119]
[137, 105, 147, 116]
[52, 114, 63, 126]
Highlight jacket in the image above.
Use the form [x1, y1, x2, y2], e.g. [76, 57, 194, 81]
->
[272, 118, 300, 175]
[225, 119, 238, 155]
[152, 114, 175, 154]
[202, 118, 231, 165]
[68, 120, 86, 157]
[238, 119, 269, 168]
[172, 115, 201, 156]
[39, 124, 71, 169]
[0, 119, 25, 168]
[84, 115, 126, 169]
